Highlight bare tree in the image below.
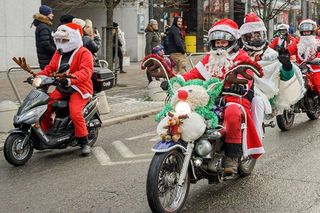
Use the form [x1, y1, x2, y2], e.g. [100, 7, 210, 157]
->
[251, 0, 298, 32]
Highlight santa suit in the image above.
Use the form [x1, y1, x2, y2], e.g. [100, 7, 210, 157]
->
[179, 49, 264, 158]
[269, 34, 297, 57]
[37, 24, 94, 138]
[248, 47, 305, 139]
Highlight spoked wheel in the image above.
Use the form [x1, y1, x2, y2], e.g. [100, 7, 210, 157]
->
[4, 133, 33, 166]
[306, 100, 320, 120]
[147, 149, 190, 213]
[276, 109, 295, 131]
[238, 156, 256, 177]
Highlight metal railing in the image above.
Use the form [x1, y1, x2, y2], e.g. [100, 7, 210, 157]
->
[7, 66, 40, 104]
[187, 52, 207, 68]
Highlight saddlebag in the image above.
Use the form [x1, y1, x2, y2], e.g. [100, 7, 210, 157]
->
[91, 67, 115, 92]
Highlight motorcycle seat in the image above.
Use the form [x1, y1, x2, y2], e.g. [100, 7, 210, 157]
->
[52, 100, 68, 109]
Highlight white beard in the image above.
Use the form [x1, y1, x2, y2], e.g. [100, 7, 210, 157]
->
[206, 49, 233, 77]
[298, 36, 317, 61]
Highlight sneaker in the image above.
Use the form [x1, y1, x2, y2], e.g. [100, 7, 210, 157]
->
[81, 144, 91, 156]
[224, 156, 239, 175]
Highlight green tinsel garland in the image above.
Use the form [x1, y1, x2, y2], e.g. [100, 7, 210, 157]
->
[155, 77, 223, 128]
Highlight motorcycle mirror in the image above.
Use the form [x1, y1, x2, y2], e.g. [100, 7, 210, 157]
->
[58, 64, 70, 73]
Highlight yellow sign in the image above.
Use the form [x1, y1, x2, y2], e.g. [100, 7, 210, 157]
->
[185, 35, 196, 53]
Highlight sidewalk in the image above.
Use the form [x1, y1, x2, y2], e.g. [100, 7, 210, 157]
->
[0, 62, 164, 150]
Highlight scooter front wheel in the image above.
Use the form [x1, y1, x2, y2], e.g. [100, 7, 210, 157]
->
[4, 133, 33, 166]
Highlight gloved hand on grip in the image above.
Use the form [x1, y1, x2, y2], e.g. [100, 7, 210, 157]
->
[278, 48, 292, 71]
[229, 84, 246, 95]
[58, 78, 69, 86]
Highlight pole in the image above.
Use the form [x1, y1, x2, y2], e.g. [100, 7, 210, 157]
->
[245, 0, 251, 14]
[149, 0, 154, 19]
[301, 0, 307, 19]
[229, 0, 234, 20]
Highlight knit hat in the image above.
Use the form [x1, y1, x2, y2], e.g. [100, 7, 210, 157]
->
[152, 45, 164, 54]
[240, 12, 266, 35]
[39, 5, 53, 16]
[60, 14, 75, 24]
[149, 19, 158, 25]
[208, 18, 240, 39]
[72, 18, 86, 29]
[113, 22, 119, 28]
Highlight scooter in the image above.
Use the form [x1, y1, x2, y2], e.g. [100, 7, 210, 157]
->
[3, 60, 102, 166]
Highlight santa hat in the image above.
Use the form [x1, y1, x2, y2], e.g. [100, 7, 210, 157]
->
[72, 18, 86, 29]
[240, 12, 266, 35]
[299, 19, 317, 28]
[208, 18, 240, 39]
[65, 22, 83, 37]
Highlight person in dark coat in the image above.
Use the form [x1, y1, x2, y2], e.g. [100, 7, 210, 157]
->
[167, 16, 187, 74]
[145, 19, 161, 55]
[112, 22, 126, 73]
[32, 5, 56, 69]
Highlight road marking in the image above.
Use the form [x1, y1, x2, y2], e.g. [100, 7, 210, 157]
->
[125, 131, 157, 140]
[149, 135, 160, 142]
[92, 146, 112, 166]
[103, 158, 151, 166]
[112, 140, 136, 158]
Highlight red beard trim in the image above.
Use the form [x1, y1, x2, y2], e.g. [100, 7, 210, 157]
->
[141, 54, 175, 78]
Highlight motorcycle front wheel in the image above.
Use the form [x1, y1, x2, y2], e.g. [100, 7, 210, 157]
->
[146, 149, 190, 213]
[276, 109, 295, 131]
[4, 133, 33, 166]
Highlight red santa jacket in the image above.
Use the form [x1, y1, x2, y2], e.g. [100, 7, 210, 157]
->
[269, 34, 297, 56]
[37, 47, 94, 99]
[292, 37, 320, 72]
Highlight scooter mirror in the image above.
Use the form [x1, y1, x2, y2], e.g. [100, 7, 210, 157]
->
[58, 63, 70, 73]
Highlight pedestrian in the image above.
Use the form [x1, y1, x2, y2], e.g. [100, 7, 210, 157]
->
[145, 19, 161, 55]
[113, 22, 126, 73]
[82, 19, 101, 67]
[32, 5, 56, 69]
[166, 16, 187, 74]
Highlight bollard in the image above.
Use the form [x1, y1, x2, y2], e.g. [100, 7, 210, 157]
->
[0, 101, 18, 133]
[96, 91, 110, 114]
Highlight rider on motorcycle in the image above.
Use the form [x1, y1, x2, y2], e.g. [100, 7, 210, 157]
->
[147, 18, 264, 175]
[240, 12, 305, 139]
[291, 19, 320, 96]
[269, 23, 297, 57]
[33, 23, 94, 156]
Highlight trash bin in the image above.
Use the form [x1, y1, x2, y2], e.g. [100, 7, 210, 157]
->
[185, 35, 197, 53]
[0, 101, 18, 132]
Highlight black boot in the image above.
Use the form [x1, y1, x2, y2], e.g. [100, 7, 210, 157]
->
[77, 136, 91, 156]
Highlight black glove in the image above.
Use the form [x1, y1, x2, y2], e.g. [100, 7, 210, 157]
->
[58, 78, 69, 86]
[278, 48, 292, 71]
[229, 84, 246, 95]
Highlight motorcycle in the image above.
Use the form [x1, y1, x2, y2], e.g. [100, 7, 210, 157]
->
[276, 60, 320, 131]
[142, 56, 263, 213]
[4, 58, 103, 166]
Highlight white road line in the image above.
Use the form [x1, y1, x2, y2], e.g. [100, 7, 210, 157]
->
[92, 146, 112, 166]
[104, 158, 151, 166]
[125, 131, 157, 141]
[112, 140, 136, 158]
[135, 153, 154, 158]
[149, 135, 160, 142]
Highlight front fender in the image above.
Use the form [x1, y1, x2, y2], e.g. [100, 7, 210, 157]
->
[151, 140, 187, 153]
[8, 128, 29, 135]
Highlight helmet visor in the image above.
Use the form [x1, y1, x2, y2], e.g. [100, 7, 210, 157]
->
[209, 31, 235, 42]
[241, 31, 266, 47]
[299, 23, 315, 31]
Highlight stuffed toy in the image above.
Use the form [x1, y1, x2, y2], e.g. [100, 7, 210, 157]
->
[156, 77, 223, 142]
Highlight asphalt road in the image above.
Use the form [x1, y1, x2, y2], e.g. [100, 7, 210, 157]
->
[1, 114, 320, 213]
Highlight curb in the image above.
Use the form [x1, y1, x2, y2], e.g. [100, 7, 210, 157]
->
[101, 107, 162, 127]
[0, 108, 162, 151]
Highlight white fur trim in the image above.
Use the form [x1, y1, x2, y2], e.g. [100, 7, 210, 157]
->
[240, 21, 267, 35]
[208, 25, 240, 39]
[71, 85, 92, 99]
[195, 61, 211, 80]
[176, 74, 185, 81]
[277, 24, 289, 31]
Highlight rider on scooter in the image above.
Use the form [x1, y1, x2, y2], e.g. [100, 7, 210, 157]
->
[146, 18, 264, 175]
[33, 23, 94, 156]
[240, 12, 305, 139]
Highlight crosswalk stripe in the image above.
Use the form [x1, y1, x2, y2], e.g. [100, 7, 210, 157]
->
[125, 131, 157, 140]
[112, 140, 136, 158]
[92, 146, 112, 165]
[149, 135, 160, 142]
[103, 158, 151, 166]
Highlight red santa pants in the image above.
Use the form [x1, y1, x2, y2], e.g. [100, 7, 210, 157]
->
[41, 89, 89, 137]
[223, 104, 243, 144]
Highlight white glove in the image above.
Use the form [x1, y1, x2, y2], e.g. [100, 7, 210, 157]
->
[32, 77, 42, 87]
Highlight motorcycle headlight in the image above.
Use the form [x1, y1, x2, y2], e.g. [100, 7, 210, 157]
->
[175, 101, 191, 115]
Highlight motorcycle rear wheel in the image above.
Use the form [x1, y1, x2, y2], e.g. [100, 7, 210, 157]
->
[276, 109, 295, 131]
[147, 150, 190, 213]
[306, 108, 320, 120]
[4, 133, 33, 166]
